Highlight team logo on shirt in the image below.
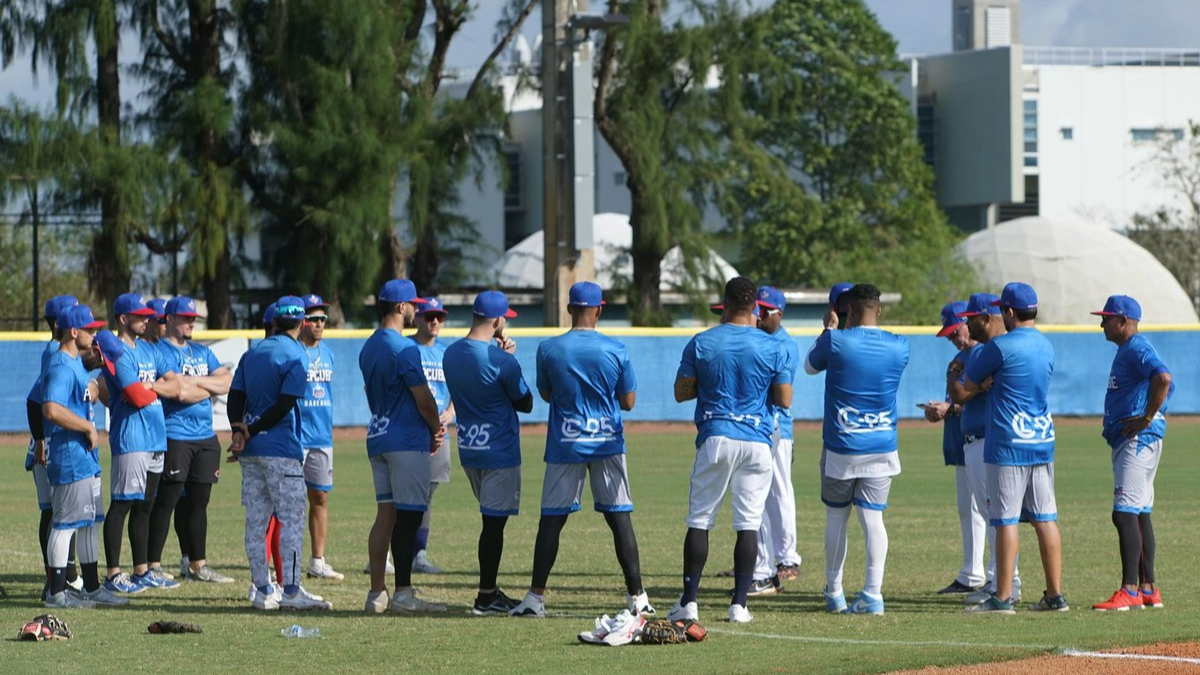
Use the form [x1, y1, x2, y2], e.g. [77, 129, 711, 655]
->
[836, 406, 894, 434]
[1010, 411, 1055, 444]
[560, 416, 617, 442]
[180, 361, 210, 377]
[1107, 375, 1118, 391]
[366, 414, 390, 438]
[311, 383, 326, 399]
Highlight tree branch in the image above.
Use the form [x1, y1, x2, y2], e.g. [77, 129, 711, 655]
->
[465, 0, 537, 101]
[147, 0, 189, 72]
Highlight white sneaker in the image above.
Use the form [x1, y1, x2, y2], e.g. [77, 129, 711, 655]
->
[578, 614, 614, 644]
[66, 576, 84, 592]
[667, 599, 699, 621]
[247, 583, 257, 602]
[363, 553, 396, 575]
[412, 550, 443, 574]
[388, 587, 447, 614]
[601, 610, 645, 646]
[307, 558, 345, 581]
[628, 591, 656, 616]
[509, 591, 546, 618]
[728, 603, 753, 623]
[282, 586, 333, 610]
[364, 590, 389, 613]
[45, 590, 94, 609]
[82, 586, 130, 606]
[251, 585, 281, 610]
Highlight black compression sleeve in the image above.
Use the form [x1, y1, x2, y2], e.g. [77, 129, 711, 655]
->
[247, 394, 299, 435]
[226, 389, 246, 425]
[27, 399, 44, 440]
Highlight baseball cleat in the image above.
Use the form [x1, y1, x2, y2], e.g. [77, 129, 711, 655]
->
[390, 587, 447, 614]
[849, 591, 885, 615]
[282, 586, 333, 611]
[823, 586, 848, 614]
[1143, 588, 1164, 608]
[667, 599, 699, 622]
[727, 603, 753, 623]
[743, 576, 782, 596]
[251, 585, 281, 610]
[471, 588, 519, 616]
[627, 591, 656, 616]
[964, 595, 1016, 615]
[188, 565, 234, 583]
[45, 590, 95, 609]
[364, 590, 389, 613]
[1029, 592, 1069, 612]
[1093, 588, 1143, 611]
[509, 591, 546, 618]
[937, 579, 983, 594]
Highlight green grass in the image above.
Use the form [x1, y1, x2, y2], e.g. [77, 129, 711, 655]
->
[2, 421, 1198, 674]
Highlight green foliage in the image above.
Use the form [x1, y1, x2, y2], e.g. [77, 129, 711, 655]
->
[731, 0, 976, 323]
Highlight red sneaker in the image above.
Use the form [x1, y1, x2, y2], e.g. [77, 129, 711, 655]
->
[1143, 588, 1164, 609]
[1092, 589, 1144, 611]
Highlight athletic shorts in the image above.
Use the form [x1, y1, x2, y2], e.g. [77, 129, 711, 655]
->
[370, 452, 429, 512]
[686, 436, 772, 531]
[987, 463, 1057, 526]
[164, 436, 222, 484]
[1112, 437, 1161, 514]
[110, 451, 164, 501]
[430, 435, 452, 484]
[51, 475, 104, 531]
[463, 466, 521, 517]
[302, 447, 333, 492]
[819, 448, 894, 511]
[33, 462, 52, 511]
[541, 455, 633, 516]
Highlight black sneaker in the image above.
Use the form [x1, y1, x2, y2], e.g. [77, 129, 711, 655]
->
[938, 579, 984, 595]
[472, 588, 520, 616]
[1029, 591, 1070, 612]
[729, 577, 782, 597]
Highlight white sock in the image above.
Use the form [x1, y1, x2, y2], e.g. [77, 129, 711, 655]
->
[858, 508, 888, 596]
[48, 528, 74, 568]
[824, 506, 851, 593]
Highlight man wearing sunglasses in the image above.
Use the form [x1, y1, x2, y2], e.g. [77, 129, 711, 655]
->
[410, 297, 454, 575]
[298, 294, 342, 581]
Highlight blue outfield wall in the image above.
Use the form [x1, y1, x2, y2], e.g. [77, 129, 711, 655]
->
[2, 327, 1195, 433]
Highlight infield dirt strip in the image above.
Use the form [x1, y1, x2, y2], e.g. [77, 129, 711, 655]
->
[887, 642, 1200, 675]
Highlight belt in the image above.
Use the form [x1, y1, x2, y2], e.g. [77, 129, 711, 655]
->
[964, 434, 984, 444]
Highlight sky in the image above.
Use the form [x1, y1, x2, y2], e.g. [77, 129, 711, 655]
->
[3, 1, 1199, 107]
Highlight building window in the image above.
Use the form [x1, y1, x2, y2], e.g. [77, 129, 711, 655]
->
[614, 171, 627, 186]
[1131, 128, 1184, 143]
[1060, 127, 1073, 140]
[1022, 99, 1038, 168]
[503, 148, 522, 211]
[917, 98, 937, 168]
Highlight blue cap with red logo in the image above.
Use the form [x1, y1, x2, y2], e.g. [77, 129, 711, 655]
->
[165, 296, 203, 318]
[378, 279, 426, 304]
[302, 293, 329, 311]
[756, 286, 786, 312]
[417, 297, 447, 316]
[957, 293, 1001, 318]
[114, 293, 157, 318]
[44, 295, 79, 321]
[936, 301, 969, 337]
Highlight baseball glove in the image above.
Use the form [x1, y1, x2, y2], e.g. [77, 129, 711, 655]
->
[638, 618, 688, 645]
[18, 614, 71, 641]
[148, 620, 203, 634]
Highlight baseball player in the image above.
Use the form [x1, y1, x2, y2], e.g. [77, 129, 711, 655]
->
[668, 276, 793, 624]
[228, 295, 331, 610]
[443, 290, 533, 616]
[26, 295, 82, 600]
[963, 282, 1067, 614]
[101, 293, 180, 593]
[510, 281, 652, 619]
[298, 294, 342, 581]
[42, 305, 128, 607]
[1090, 295, 1173, 611]
[824, 282, 854, 330]
[924, 301, 985, 595]
[951, 293, 1023, 605]
[410, 296, 454, 575]
[145, 298, 167, 343]
[149, 296, 234, 585]
[806, 284, 909, 616]
[358, 279, 446, 614]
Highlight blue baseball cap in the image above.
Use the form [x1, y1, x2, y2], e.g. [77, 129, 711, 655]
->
[94, 330, 123, 374]
[146, 298, 167, 322]
[992, 282, 1038, 310]
[1092, 295, 1142, 321]
[274, 295, 307, 320]
[936, 301, 969, 337]
[302, 293, 329, 311]
[378, 279, 426, 304]
[568, 281, 606, 307]
[164, 296, 203, 318]
[957, 293, 1001, 318]
[416, 296, 447, 316]
[829, 282, 853, 308]
[261, 302, 277, 327]
[756, 286, 786, 312]
[473, 290, 517, 319]
[44, 295, 78, 321]
[57, 305, 106, 331]
[114, 293, 157, 318]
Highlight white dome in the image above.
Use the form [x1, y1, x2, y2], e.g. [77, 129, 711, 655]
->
[489, 213, 739, 290]
[958, 217, 1198, 324]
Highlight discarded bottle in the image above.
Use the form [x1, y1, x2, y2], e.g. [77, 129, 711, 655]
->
[281, 624, 321, 639]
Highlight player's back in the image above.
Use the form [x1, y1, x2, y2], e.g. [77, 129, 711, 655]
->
[683, 323, 786, 446]
[537, 330, 633, 461]
[443, 338, 527, 469]
[358, 328, 429, 454]
[817, 327, 909, 454]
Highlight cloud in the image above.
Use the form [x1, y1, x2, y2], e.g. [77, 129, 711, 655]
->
[1024, 0, 1200, 48]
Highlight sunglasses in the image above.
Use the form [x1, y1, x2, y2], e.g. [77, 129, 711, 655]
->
[306, 315, 328, 324]
[422, 313, 446, 323]
[762, 308, 781, 317]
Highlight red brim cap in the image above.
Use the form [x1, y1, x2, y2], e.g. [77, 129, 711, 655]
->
[172, 311, 204, 318]
[83, 319, 106, 330]
[410, 298, 428, 304]
[756, 300, 780, 310]
[1091, 311, 1116, 316]
[936, 322, 963, 337]
[127, 308, 157, 316]
[709, 304, 724, 316]
[504, 308, 517, 318]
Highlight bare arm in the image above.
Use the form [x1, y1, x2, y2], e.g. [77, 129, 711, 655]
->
[190, 367, 232, 396]
[770, 383, 792, 409]
[618, 391, 636, 411]
[1121, 371, 1173, 436]
[410, 385, 442, 434]
[42, 401, 99, 449]
[674, 376, 697, 403]
[151, 371, 183, 398]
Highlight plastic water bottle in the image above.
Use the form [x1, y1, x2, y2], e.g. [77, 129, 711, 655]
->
[281, 624, 321, 639]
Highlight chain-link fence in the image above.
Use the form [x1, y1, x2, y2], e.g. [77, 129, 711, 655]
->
[0, 212, 100, 331]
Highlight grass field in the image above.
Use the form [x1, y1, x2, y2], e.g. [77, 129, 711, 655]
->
[2, 421, 1198, 675]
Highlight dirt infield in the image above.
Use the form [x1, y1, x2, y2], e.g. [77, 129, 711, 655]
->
[890, 642, 1200, 675]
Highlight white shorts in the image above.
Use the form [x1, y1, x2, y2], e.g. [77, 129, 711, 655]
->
[110, 452, 164, 501]
[541, 455, 633, 516]
[430, 435, 452, 484]
[370, 452, 430, 512]
[1112, 437, 1161, 514]
[51, 475, 104, 530]
[303, 447, 334, 492]
[987, 463, 1057, 526]
[820, 449, 893, 510]
[686, 436, 772, 531]
[464, 466, 521, 517]
[33, 462, 52, 510]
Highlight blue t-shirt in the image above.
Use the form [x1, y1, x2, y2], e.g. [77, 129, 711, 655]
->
[417, 340, 451, 415]
[964, 327, 1056, 466]
[42, 350, 101, 485]
[358, 329, 431, 456]
[959, 343, 989, 440]
[444, 338, 530, 469]
[677, 323, 792, 448]
[157, 340, 224, 441]
[103, 338, 168, 454]
[298, 341, 335, 448]
[770, 328, 801, 441]
[807, 327, 909, 455]
[25, 339, 58, 470]
[230, 335, 306, 460]
[536, 330, 636, 464]
[941, 350, 967, 466]
[1102, 333, 1174, 449]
